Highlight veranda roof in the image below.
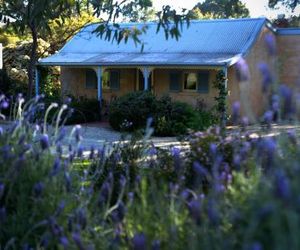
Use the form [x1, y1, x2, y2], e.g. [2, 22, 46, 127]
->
[39, 18, 267, 67]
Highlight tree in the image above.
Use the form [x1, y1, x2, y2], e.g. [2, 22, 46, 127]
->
[268, 0, 299, 10]
[0, 0, 82, 98]
[0, 0, 191, 97]
[192, 0, 250, 19]
[120, 0, 156, 22]
[272, 14, 300, 27]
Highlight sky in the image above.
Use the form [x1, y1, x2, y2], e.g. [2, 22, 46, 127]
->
[152, 0, 300, 18]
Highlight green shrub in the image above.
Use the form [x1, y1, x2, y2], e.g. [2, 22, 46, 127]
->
[109, 91, 157, 131]
[66, 97, 101, 125]
[155, 97, 196, 136]
[109, 92, 216, 136]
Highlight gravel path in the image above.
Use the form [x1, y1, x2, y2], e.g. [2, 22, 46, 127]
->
[62, 123, 181, 149]
[2, 120, 300, 152]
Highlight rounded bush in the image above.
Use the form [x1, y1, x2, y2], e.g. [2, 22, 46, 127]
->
[109, 91, 157, 131]
[109, 92, 216, 136]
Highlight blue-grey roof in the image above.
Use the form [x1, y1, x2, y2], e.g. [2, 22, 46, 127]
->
[39, 18, 267, 67]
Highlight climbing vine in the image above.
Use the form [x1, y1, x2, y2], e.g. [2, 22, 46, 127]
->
[213, 70, 228, 129]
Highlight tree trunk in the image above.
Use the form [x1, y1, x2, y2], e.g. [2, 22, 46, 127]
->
[27, 24, 38, 99]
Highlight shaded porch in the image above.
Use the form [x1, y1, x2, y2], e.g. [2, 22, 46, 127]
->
[36, 65, 228, 111]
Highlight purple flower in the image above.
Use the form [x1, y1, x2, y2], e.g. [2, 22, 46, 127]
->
[235, 58, 250, 82]
[50, 158, 61, 176]
[274, 170, 290, 200]
[193, 161, 209, 177]
[89, 145, 95, 160]
[271, 95, 280, 117]
[72, 232, 85, 250]
[180, 189, 192, 201]
[98, 182, 111, 206]
[258, 63, 273, 92]
[59, 237, 69, 250]
[263, 137, 276, 156]
[241, 117, 249, 127]
[56, 127, 67, 143]
[264, 33, 277, 56]
[263, 110, 273, 125]
[120, 175, 126, 188]
[132, 233, 146, 250]
[64, 97, 72, 104]
[250, 242, 263, 250]
[0, 100, 9, 109]
[171, 147, 182, 173]
[128, 192, 134, 202]
[33, 182, 45, 198]
[111, 201, 126, 223]
[209, 143, 217, 156]
[171, 147, 180, 157]
[152, 240, 160, 250]
[40, 134, 50, 150]
[56, 200, 66, 216]
[188, 199, 201, 224]
[232, 101, 240, 123]
[22, 243, 32, 250]
[40, 235, 50, 248]
[0, 207, 6, 222]
[148, 146, 157, 156]
[77, 146, 84, 158]
[0, 182, 4, 200]
[135, 175, 141, 184]
[207, 199, 219, 226]
[77, 208, 87, 229]
[65, 172, 72, 192]
[258, 204, 274, 219]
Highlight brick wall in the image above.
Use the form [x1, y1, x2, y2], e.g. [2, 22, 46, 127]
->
[277, 35, 300, 88]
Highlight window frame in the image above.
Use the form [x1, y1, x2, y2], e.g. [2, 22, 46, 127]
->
[102, 70, 111, 90]
[183, 71, 198, 92]
[85, 68, 97, 90]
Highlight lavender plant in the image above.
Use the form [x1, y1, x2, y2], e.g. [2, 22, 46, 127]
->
[1, 32, 300, 249]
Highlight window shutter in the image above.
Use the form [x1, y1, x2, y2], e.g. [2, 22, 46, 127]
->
[85, 69, 97, 89]
[110, 70, 120, 90]
[169, 71, 182, 92]
[198, 71, 210, 93]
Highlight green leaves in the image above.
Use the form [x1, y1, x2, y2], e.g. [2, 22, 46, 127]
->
[268, 0, 299, 10]
[192, 0, 250, 19]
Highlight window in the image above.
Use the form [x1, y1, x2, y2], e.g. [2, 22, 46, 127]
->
[85, 69, 97, 89]
[102, 71, 110, 89]
[183, 72, 197, 91]
[169, 71, 182, 92]
[108, 70, 120, 90]
[85, 69, 120, 90]
[198, 71, 209, 93]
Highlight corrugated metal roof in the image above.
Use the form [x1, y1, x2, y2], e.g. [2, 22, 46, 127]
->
[39, 18, 267, 67]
